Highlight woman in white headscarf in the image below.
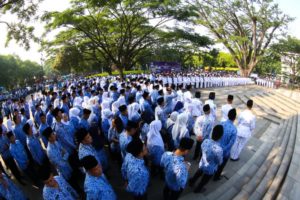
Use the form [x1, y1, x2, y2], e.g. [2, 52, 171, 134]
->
[82, 96, 90, 109]
[147, 120, 164, 167]
[69, 107, 81, 130]
[166, 111, 179, 150]
[127, 102, 141, 122]
[101, 109, 113, 140]
[172, 113, 189, 148]
[111, 101, 120, 116]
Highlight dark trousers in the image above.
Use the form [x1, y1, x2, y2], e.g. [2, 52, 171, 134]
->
[190, 169, 213, 191]
[3, 157, 23, 182]
[23, 162, 41, 186]
[163, 185, 183, 200]
[193, 140, 203, 160]
[133, 193, 147, 200]
[214, 157, 229, 179]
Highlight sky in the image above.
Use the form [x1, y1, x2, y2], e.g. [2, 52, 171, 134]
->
[0, 0, 299, 63]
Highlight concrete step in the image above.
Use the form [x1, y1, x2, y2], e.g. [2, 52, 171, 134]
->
[232, 116, 294, 200]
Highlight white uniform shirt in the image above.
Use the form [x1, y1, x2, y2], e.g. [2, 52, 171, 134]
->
[237, 109, 256, 138]
[221, 104, 233, 122]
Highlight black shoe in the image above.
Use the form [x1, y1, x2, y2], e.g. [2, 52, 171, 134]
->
[230, 158, 239, 162]
[194, 187, 206, 193]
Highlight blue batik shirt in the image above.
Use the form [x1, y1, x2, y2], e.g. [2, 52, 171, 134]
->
[78, 143, 108, 170]
[0, 173, 26, 200]
[0, 135, 11, 160]
[161, 152, 188, 191]
[164, 93, 177, 115]
[34, 110, 42, 126]
[52, 121, 76, 154]
[121, 153, 149, 196]
[46, 111, 54, 127]
[9, 140, 28, 170]
[79, 118, 90, 131]
[60, 103, 70, 117]
[119, 114, 128, 128]
[39, 122, 49, 147]
[70, 116, 80, 130]
[101, 119, 110, 140]
[199, 139, 223, 175]
[220, 120, 237, 159]
[43, 175, 78, 200]
[148, 145, 164, 166]
[12, 124, 27, 146]
[47, 141, 72, 180]
[108, 128, 121, 152]
[119, 132, 132, 159]
[84, 173, 117, 200]
[26, 135, 47, 165]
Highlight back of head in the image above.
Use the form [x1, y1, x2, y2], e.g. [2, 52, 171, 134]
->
[209, 92, 215, 100]
[126, 138, 143, 157]
[126, 120, 138, 131]
[228, 95, 234, 102]
[157, 97, 164, 105]
[247, 99, 253, 109]
[195, 91, 201, 99]
[81, 155, 98, 171]
[228, 108, 237, 121]
[22, 123, 31, 135]
[76, 128, 88, 143]
[179, 138, 194, 151]
[39, 165, 52, 181]
[212, 125, 223, 141]
[203, 104, 210, 113]
[42, 127, 53, 139]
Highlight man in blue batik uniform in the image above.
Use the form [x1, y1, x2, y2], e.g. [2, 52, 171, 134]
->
[0, 170, 27, 200]
[161, 138, 194, 200]
[122, 139, 149, 199]
[214, 108, 237, 180]
[82, 155, 117, 200]
[189, 125, 223, 193]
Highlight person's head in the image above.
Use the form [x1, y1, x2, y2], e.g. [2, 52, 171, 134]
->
[81, 156, 102, 177]
[186, 85, 192, 91]
[62, 113, 69, 123]
[6, 131, 16, 143]
[178, 137, 194, 155]
[42, 127, 56, 143]
[247, 99, 253, 109]
[209, 92, 215, 100]
[195, 91, 201, 99]
[128, 95, 135, 104]
[23, 123, 32, 136]
[52, 108, 63, 121]
[228, 108, 237, 122]
[20, 108, 25, 115]
[142, 91, 150, 100]
[227, 95, 234, 104]
[39, 165, 57, 188]
[126, 138, 147, 158]
[48, 104, 53, 112]
[83, 108, 91, 120]
[203, 104, 211, 115]
[61, 95, 68, 103]
[112, 116, 124, 133]
[13, 114, 21, 125]
[40, 112, 46, 124]
[76, 128, 92, 145]
[166, 87, 172, 94]
[126, 120, 138, 136]
[119, 105, 128, 116]
[157, 97, 165, 106]
[158, 90, 164, 96]
[211, 125, 223, 141]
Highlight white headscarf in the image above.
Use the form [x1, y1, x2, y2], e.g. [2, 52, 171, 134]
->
[128, 103, 140, 120]
[166, 111, 179, 129]
[54, 99, 60, 109]
[73, 97, 83, 107]
[147, 120, 164, 149]
[82, 96, 90, 109]
[111, 101, 120, 115]
[172, 113, 189, 141]
[69, 108, 80, 120]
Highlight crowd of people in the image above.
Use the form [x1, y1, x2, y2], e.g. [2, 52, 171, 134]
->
[0, 72, 256, 200]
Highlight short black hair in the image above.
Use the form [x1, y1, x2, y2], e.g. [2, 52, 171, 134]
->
[39, 165, 52, 181]
[209, 92, 215, 100]
[212, 125, 223, 141]
[195, 91, 201, 98]
[52, 108, 62, 118]
[126, 138, 144, 157]
[157, 97, 164, 105]
[119, 105, 127, 113]
[247, 99, 253, 108]
[203, 104, 210, 112]
[83, 108, 91, 115]
[186, 85, 192, 90]
[6, 131, 14, 139]
[179, 138, 194, 150]
[126, 120, 138, 131]
[20, 108, 25, 114]
[22, 123, 31, 135]
[81, 155, 98, 171]
[76, 128, 89, 143]
[42, 127, 54, 139]
[40, 112, 46, 118]
[228, 108, 237, 121]
[228, 95, 234, 101]
[114, 116, 124, 133]
[142, 91, 149, 99]
[128, 95, 135, 104]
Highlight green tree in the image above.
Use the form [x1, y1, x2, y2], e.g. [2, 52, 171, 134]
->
[272, 36, 300, 86]
[185, 0, 292, 77]
[217, 52, 236, 68]
[42, 0, 182, 78]
[0, 0, 42, 49]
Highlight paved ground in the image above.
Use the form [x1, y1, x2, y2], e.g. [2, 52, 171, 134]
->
[0, 85, 275, 200]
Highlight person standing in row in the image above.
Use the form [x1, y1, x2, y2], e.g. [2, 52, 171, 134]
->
[221, 95, 234, 122]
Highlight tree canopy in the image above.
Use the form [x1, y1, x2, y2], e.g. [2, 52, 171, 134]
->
[182, 0, 293, 76]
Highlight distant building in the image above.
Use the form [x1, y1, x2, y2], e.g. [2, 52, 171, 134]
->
[280, 53, 300, 83]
